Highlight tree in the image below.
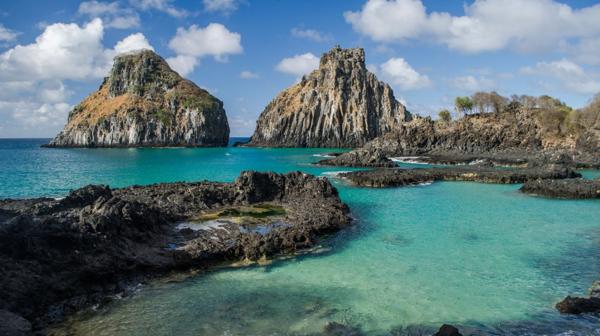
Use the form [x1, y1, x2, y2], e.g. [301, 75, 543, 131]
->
[471, 92, 490, 114]
[489, 91, 508, 114]
[454, 96, 473, 117]
[438, 109, 452, 122]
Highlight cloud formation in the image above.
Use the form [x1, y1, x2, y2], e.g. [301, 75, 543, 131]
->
[240, 71, 259, 79]
[276, 53, 319, 77]
[521, 59, 600, 95]
[78, 1, 140, 29]
[379, 57, 431, 90]
[0, 24, 19, 42]
[345, 0, 600, 54]
[167, 23, 243, 76]
[291, 28, 332, 43]
[129, 0, 187, 18]
[451, 75, 496, 92]
[203, 0, 239, 13]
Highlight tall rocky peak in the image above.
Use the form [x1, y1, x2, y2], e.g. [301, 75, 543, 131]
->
[248, 46, 411, 148]
[107, 50, 179, 98]
[47, 49, 229, 147]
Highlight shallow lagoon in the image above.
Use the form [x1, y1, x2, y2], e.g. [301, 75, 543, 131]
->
[2, 139, 600, 335]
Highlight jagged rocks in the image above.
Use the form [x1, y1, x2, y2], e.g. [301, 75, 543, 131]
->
[320, 110, 600, 169]
[247, 46, 410, 148]
[0, 171, 349, 330]
[337, 165, 580, 188]
[520, 178, 600, 199]
[46, 50, 229, 147]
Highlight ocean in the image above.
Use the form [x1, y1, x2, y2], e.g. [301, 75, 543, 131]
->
[2, 138, 600, 335]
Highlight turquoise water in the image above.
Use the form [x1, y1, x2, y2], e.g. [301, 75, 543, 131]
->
[2, 139, 600, 335]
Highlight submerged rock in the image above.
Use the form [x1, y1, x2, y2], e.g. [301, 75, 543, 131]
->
[45, 50, 229, 147]
[433, 324, 463, 336]
[337, 165, 580, 188]
[520, 178, 600, 199]
[322, 322, 363, 336]
[0, 171, 350, 330]
[247, 46, 410, 148]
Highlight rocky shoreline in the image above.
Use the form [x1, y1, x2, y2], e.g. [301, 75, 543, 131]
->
[336, 165, 580, 188]
[0, 171, 350, 333]
[520, 178, 600, 199]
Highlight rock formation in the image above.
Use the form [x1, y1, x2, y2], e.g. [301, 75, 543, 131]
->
[46, 50, 229, 147]
[520, 177, 600, 199]
[247, 46, 411, 148]
[556, 281, 600, 314]
[319, 108, 600, 168]
[337, 165, 580, 188]
[0, 172, 349, 330]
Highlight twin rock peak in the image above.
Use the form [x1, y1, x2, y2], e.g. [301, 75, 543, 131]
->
[47, 46, 411, 148]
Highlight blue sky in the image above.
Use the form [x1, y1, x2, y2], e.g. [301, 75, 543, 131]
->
[1, 0, 600, 137]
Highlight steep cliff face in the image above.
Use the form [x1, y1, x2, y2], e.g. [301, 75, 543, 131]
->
[247, 46, 410, 148]
[47, 50, 229, 147]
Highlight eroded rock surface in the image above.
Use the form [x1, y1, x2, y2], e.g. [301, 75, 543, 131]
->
[520, 178, 600, 199]
[247, 46, 410, 148]
[0, 172, 349, 330]
[46, 50, 229, 147]
[319, 110, 600, 168]
[337, 165, 580, 188]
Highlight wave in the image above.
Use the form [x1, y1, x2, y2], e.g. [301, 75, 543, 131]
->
[321, 171, 351, 177]
[312, 154, 336, 158]
[390, 156, 429, 164]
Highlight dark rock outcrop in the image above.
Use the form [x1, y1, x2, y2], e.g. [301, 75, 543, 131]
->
[319, 110, 600, 168]
[434, 324, 463, 336]
[0, 171, 349, 330]
[247, 46, 410, 148]
[556, 296, 600, 314]
[557, 281, 600, 315]
[337, 165, 580, 188]
[322, 322, 363, 336]
[46, 50, 229, 147]
[520, 178, 600, 199]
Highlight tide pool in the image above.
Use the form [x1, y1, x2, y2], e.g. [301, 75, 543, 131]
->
[2, 139, 600, 335]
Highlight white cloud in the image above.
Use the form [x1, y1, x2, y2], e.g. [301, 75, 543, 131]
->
[0, 19, 154, 82]
[0, 19, 107, 81]
[520, 59, 600, 94]
[0, 24, 19, 42]
[129, 0, 187, 18]
[451, 75, 496, 92]
[345, 0, 600, 54]
[113, 33, 153, 54]
[0, 19, 154, 136]
[79, 1, 140, 29]
[166, 55, 198, 77]
[167, 23, 242, 75]
[380, 57, 431, 90]
[240, 70, 259, 79]
[276, 53, 319, 76]
[203, 0, 239, 13]
[572, 37, 600, 66]
[291, 28, 332, 43]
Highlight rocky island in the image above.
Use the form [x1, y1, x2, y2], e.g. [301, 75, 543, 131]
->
[0, 172, 350, 333]
[246, 46, 411, 148]
[45, 50, 230, 147]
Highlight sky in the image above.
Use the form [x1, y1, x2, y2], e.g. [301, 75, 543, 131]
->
[1, 0, 600, 138]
